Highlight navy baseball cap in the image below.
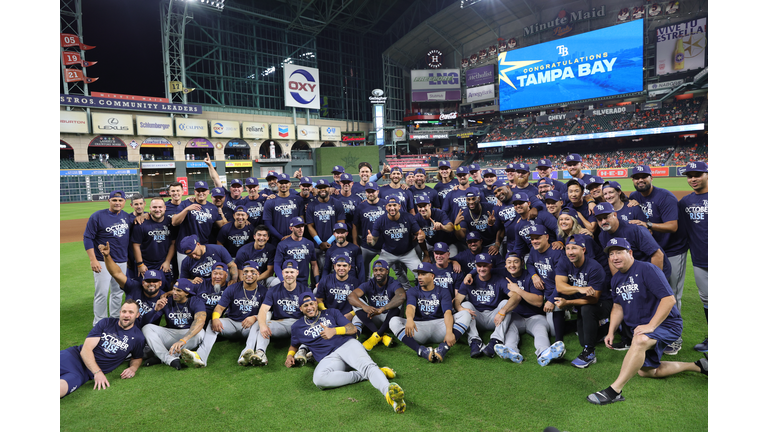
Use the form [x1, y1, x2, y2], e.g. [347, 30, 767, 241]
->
[559, 207, 575, 218]
[175, 279, 196, 295]
[538, 177, 554, 186]
[390, 166, 403, 173]
[299, 176, 313, 186]
[332, 165, 345, 174]
[602, 181, 622, 191]
[242, 260, 260, 270]
[143, 269, 162, 281]
[566, 178, 585, 190]
[565, 154, 583, 163]
[475, 253, 492, 265]
[438, 160, 451, 168]
[333, 222, 348, 232]
[511, 192, 530, 203]
[505, 163, 516, 171]
[528, 225, 548, 236]
[283, 259, 299, 270]
[333, 256, 350, 265]
[469, 164, 480, 172]
[364, 181, 379, 191]
[466, 231, 482, 242]
[456, 166, 470, 175]
[415, 195, 431, 205]
[493, 179, 507, 190]
[593, 202, 616, 216]
[515, 163, 530, 172]
[315, 179, 331, 188]
[194, 181, 209, 190]
[340, 173, 354, 182]
[415, 262, 436, 274]
[482, 168, 496, 177]
[372, 259, 389, 270]
[465, 187, 481, 198]
[537, 159, 553, 168]
[245, 177, 259, 186]
[566, 234, 587, 248]
[433, 242, 449, 254]
[386, 197, 400, 205]
[211, 187, 226, 197]
[234, 205, 247, 214]
[406, 171, 415, 177]
[211, 261, 229, 273]
[604, 237, 632, 253]
[109, 190, 125, 199]
[230, 179, 243, 187]
[544, 190, 562, 202]
[585, 176, 604, 189]
[179, 235, 199, 254]
[276, 173, 291, 183]
[631, 165, 652, 177]
[289, 216, 305, 227]
[299, 292, 317, 305]
[684, 161, 708, 173]
[414, 167, 426, 175]
[506, 251, 522, 261]
[265, 171, 278, 180]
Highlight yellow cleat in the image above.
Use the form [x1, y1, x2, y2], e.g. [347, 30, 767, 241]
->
[386, 383, 406, 413]
[362, 333, 382, 351]
[380, 367, 397, 379]
[382, 335, 397, 347]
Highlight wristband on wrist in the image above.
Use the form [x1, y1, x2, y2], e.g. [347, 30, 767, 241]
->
[313, 235, 322, 246]
[212, 312, 221, 320]
[179, 339, 187, 344]
[335, 327, 346, 335]
[454, 224, 461, 231]
[287, 350, 296, 357]
[327, 235, 336, 244]
[136, 262, 144, 266]
[497, 312, 506, 316]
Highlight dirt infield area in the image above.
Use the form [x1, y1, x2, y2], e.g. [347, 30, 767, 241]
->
[61, 219, 87, 244]
[60, 191, 691, 244]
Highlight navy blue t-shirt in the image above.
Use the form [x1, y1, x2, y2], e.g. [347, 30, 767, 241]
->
[357, 277, 402, 308]
[290, 308, 354, 362]
[121, 278, 165, 327]
[84, 209, 132, 262]
[407, 285, 453, 321]
[216, 223, 254, 258]
[353, 200, 387, 251]
[371, 212, 421, 256]
[610, 260, 682, 329]
[554, 256, 607, 300]
[678, 192, 708, 268]
[274, 237, 317, 284]
[72, 318, 146, 375]
[176, 200, 222, 245]
[262, 285, 307, 320]
[306, 198, 345, 243]
[130, 216, 175, 268]
[235, 242, 276, 273]
[316, 274, 359, 315]
[458, 273, 509, 312]
[216, 281, 267, 322]
[179, 244, 233, 280]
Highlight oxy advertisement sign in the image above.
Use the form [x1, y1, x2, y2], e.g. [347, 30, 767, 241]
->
[60, 110, 88, 133]
[211, 120, 241, 138]
[136, 115, 173, 136]
[284, 64, 321, 109]
[297, 125, 319, 140]
[499, 20, 644, 111]
[320, 126, 341, 141]
[243, 122, 269, 139]
[466, 84, 495, 103]
[92, 112, 134, 135]
[176, 118, 208, 137]
[465, 65, 495, 87]
[270, 124, 296, 140]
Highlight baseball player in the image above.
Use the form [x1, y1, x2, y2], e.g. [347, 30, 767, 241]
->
[627, 165, 686, 355]
[468, 163, 483, 188]
[544, 190, 564, 219]
[164, 181, 185, 218]
[479, 168, 499, 205]
[678, 161, 708, 353]
[315, 257, 359, 321]
[504, 163, 518, 189]
[234, 224, 276, 286]
[433, 160, 458, 208]
[285, 292, 407, 414]
[171, 180, 226, 265]
[379, 167, 415, 215]
[305, 179, 346, 270]
[329, 165, 346, 191]
[60, 300, 145, 398]
[563, 178, 597, 233]
[453, 231, 504, 274]
[351, 182, 387, 280]
[455, 188, 497, 247]
[414, 196, 455, 257]
[350, 161, 386, 202]
[202, 154, 244, 218]
[141, 279, 207, 370]
[84, 190, 133, 325]
[525, 225, 567, 342]
[431, 242, 465, 300]
[191, 261, 229, 320]
[389, 262, 472, 363]
[441, 166, 473, 225]
[99, 242, 166, 328]
[454, 253, 514, 359]
[508, 192, 559, 258]
[321, 223, 364, 282]
[348, 259, 406, 351]
[563, 153, 596, 184]
[336, 173, 360, 224]
[368, 197, 427, 288]
[409, 167, 440, 208]
[274, 217, 320, 289]
[511, 163, 539, 198]
[178, 260, 267, 368]
[250, 260, 308, 366]
[555, 235, 610, 369]
[601, 181, 648, 224]
[262, 173, 304, 244]
[241, 177, 267, 226]
[131, 197, 175, 285]
[584, 176, 606, 203]
[587, 238, 707, 405]
[178, 235, 238, 283]
[216, 205, 255, 258]
[535, 158, 568, 196]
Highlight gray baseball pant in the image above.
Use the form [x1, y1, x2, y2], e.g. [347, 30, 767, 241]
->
[93, 261, 126, 326]
[502, 313, 551, 357]
[313, 339, 390, 395]
[142, 325, 204, 366]
[196, 318, 258, 365]
[389, 310, 472, 344]
[461, 300, 511, 344]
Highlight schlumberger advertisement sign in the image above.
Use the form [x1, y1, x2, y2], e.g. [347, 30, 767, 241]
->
[498, 20, 644, 111]
[411, 68, 461, 102]
[284, 64, 321, 110]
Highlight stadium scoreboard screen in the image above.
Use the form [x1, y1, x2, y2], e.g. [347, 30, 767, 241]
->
[498, 20, 644, 111]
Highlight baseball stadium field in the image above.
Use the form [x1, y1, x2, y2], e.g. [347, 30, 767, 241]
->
[60, 177, 707, 431]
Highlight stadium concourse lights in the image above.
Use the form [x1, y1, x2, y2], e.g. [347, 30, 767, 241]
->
[178, 0, 225, 12]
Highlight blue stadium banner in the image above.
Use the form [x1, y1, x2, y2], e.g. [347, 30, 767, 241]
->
[498, 20, 644, 111]
[60, 169, 137, 176]
[60, 94, 203, 115]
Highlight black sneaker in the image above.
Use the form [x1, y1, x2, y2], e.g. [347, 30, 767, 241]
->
[610, 340, 631, 351]
[170, 359, 182, 370]
[571, 347, 596, 369]
[482, 338, 500, 358]
[587, 388, 625, 405]
[695, 358, 708, 376]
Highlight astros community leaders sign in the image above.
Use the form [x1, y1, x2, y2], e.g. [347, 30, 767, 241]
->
[60, 94, 203, 114]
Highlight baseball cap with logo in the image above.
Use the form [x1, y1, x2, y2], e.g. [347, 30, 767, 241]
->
[211, 261, 229, 273]
[179, 235, 199, 254]
[389, 166, 402, 174]
[109, 190, 125, 199]
[538, 177, 554, 186]
[234, 205, 247, 214]
[505, 163, 516, 171]
[245, 177, 259, 186]
[414, 168, 426, 175]
[242, 260, 260, 270]
[528, 225, 548, 236]
[493, 179, 507, 190]
[283, 259, 299, 270]
[276, 173, 291, 183]
[565, 154, 583, 163]
[340, 173, 354, 182]
[143, 269, 162, 281]
[194, 181, 209, 191]
[631, 165, 652, 177]
[333, 256, 349, 265]
[230, 179, 243, 187]
[333, 222, 348, 232]
[684, 161, 708, 173]
[603, 237, 632, 253]
[332, 165, 345, 174]
[593, 202, 616, 216]
[585, 176, 604, 190]
[315, 179, 331, 188]
[475, 253, 492, 265]
[482, 168, 496, 177]
[438, 160, 451, 168]
[466, 231, 483, 242]
[537, 159, 553, 168]
[364, 181, 379, 191]
[456, 166, 470, 175]
[602, 181, 623, 191]
[566, 234, 587, 248]
[566, 178, 586, 190]
[372, 259, 389, 270]
[415, 195, 431, 205]
[299, 292, 317, 305]
[289, 217, 305, 227]
[465, 187, 481, 198]
[544, 190, 562, 202]
[433, 242, 449, 254]
[211, 187, 226, 197]
[300, 176, 313, 186]
[175, 279, 196, 295]
[265, 171, 279, 180]
[469, 164, 480, 172]
[512, 192, 530, 203]
[415, 262, 436, 274]
[515, 163, 530, 172]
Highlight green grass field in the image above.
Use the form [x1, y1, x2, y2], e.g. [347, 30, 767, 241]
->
[60, 177, 706, 431]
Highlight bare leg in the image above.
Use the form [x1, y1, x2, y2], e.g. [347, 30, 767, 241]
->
[638, 361, 702, 378]
[60, 379, 69, 398]
[610, 335, 656, 393]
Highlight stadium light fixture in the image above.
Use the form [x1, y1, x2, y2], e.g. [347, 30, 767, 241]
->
[460, 0, 484, 8]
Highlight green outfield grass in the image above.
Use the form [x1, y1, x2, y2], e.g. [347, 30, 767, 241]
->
[60, 235, 707, 431]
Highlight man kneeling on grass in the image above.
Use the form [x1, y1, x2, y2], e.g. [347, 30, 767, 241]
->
[586, 238, 707, 405]
[285, 292, 406, 413]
